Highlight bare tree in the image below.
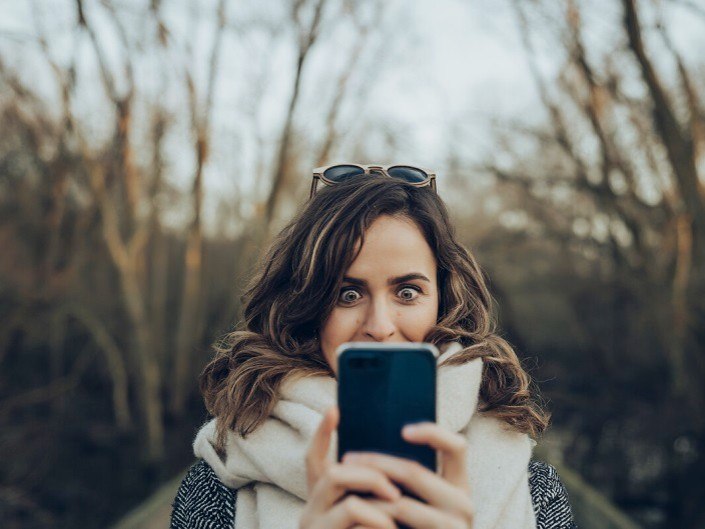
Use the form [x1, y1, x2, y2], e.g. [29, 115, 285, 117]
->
[499, 0, 705, 402]
[170, 0, 227, 416]
[75, 0, 165, 460]
[470, 1, 705, 525]
[263, 0, 328, 234]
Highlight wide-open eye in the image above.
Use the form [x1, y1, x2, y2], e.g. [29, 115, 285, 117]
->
[338, 288, 361, 304]
[398, 285, 421, 302]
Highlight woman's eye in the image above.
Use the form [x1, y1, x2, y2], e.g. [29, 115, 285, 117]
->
[339, 288, 361, 304]
[398, 286, 420, 302]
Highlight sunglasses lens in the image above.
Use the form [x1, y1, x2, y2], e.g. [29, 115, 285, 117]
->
[387, 166, 428, 184]
[323, 165, 365, 182]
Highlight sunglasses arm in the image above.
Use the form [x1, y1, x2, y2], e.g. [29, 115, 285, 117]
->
[309, 175, 320, 199]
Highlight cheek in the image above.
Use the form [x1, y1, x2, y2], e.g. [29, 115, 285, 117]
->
[321, 308, 358, 337]
[319, 309, 360, 365]
[400, 304, 438, 338]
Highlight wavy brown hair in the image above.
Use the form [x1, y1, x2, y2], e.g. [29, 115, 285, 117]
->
[200, 175, 550, 450]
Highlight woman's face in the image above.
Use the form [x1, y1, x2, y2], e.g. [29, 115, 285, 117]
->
[319, 214, 439, 374]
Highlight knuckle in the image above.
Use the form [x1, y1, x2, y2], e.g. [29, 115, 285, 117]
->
[374, 474, 391, 490]
[366, 499, 397, 528]
[368, 497, 392, 511]
[393, 496, 413, 517]
[405, 460, 425, 480]
[342, 495, 362, 516]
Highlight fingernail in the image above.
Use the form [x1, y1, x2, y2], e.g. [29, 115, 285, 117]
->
[402, 424, 418, 436]
[343, 452, 362, 463]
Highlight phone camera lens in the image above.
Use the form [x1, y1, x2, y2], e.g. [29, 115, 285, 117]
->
[349, 356, 384, 369]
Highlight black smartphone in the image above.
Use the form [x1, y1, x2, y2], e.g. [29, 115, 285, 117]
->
[337, 342, 438, 473]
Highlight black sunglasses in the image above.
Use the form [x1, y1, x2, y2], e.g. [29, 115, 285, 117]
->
[310, 164, 437, 198]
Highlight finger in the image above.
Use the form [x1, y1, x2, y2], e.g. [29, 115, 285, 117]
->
[372, 496, 469, 529]
[402, 423, 469, 489]
[306, 406, 339, 491]
[326, 494, 396, 529]
[308, 463, 401, 515]
[343, 452, 469, 512]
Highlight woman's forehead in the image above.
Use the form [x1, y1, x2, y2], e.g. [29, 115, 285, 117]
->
[346, 215, 436, 277]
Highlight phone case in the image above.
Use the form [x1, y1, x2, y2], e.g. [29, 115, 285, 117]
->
[337, 342, 438, 472]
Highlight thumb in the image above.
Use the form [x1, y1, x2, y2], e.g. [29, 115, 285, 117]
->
[305, 406, 339, 490]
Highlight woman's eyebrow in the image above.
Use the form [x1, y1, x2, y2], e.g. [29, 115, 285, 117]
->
[342, 273, 431, 286]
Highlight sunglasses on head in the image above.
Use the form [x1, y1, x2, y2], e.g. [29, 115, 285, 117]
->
[310, 164, 437, 198]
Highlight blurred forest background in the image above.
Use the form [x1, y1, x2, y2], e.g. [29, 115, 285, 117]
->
[1, 0, 704, 528]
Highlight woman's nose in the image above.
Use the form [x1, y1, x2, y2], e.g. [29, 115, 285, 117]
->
[362, 300, 396, 341]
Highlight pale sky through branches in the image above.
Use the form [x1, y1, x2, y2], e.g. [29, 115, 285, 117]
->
[1, 0, 703, 233]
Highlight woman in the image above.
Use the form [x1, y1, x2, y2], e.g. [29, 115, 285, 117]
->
[170, 166, 577, 529]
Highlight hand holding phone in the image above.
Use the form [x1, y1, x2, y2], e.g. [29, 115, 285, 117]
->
[300, 407, 402, 529]
[301, 410, 474, 529]
[334, 343, 474, 529]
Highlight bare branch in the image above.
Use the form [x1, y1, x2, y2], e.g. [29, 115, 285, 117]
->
[316, 2, 382, 165]
[622, 0, 705, 236]
[656, 15, 705, 164]
[170, 0, 227, 416]
[264, 0, 329, 231]
[63, 303, 133, 429]
[75, 0, 119, 102]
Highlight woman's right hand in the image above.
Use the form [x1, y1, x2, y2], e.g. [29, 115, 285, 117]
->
[299, 406, 401, 529]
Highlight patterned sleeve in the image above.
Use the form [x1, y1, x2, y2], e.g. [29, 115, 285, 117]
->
[528, 460, 578, 529]
[170, 459, 237, 529]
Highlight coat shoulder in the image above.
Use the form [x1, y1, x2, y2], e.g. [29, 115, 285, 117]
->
[528, 460, 578, 529]
[170, 458, 576, 528]
[170, 459, 236, 529]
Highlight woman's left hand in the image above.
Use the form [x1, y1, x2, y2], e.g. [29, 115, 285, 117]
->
[342, 422, 474, 529]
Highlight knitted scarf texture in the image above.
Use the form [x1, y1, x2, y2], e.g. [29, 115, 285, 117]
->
[193, 342, 537, 529]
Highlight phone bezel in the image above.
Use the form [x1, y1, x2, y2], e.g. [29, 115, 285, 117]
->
[335, 341, 440, 360]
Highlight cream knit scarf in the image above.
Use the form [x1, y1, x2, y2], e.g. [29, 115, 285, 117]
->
[193, 342, 537, 529]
